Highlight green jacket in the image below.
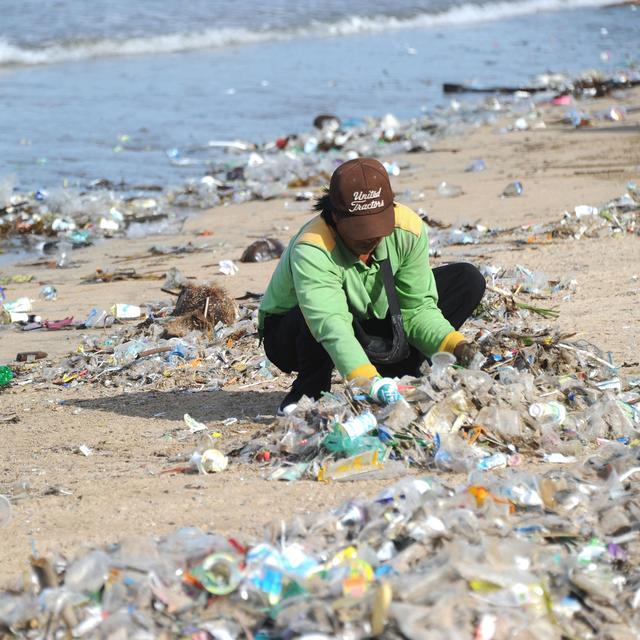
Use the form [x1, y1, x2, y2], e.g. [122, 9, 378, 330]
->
[259, 203, 464, 381]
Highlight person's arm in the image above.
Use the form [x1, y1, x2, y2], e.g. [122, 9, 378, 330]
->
[394, 225, 465, 357]
[291, 243, 378, 381]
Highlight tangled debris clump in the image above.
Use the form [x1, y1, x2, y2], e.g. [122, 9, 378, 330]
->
[164, 284, 237, 338]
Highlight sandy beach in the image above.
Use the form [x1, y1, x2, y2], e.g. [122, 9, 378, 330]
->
[1, 87, 639, 587]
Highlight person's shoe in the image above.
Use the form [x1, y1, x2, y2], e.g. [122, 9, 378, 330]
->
[276, 402, 298, 417]
[276, 388, 304, 417]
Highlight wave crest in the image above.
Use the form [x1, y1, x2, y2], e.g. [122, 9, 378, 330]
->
[0, 0, 612, 68]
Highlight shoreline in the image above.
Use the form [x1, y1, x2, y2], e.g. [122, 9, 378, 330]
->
[1, 66, 636, 257]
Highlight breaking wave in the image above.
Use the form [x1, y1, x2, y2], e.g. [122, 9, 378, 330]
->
[0, 0, 612, 68]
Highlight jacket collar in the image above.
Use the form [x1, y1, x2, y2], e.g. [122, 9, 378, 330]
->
[334, 233, 390, 268]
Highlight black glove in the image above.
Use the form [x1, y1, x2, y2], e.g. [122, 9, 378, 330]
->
[453, 341, 478, 367]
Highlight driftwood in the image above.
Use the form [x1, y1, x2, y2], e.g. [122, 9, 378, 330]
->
[443, 83, 549, 94]
[443, 78, 640, 96]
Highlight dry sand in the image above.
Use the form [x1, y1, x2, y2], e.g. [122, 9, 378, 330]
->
[1, 89, 639, 586]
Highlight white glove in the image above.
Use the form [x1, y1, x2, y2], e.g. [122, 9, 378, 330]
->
[369, 377, 402, 405]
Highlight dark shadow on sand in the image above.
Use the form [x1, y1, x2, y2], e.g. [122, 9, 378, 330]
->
[63, 389, 283, 422]
[564, 124, 640, 134]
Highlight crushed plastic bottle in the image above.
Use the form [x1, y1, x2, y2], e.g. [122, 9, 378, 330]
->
[0, 495, 11, 527]
[163, 266, 187, 291]
[112, 340, 149, 365]
[84, 307, 113, 328]
[218, 260, 239, 276]
[529, 401, 567, 426]
[476, 406, 523, 441]
[502, 181, 524, 197]
[477, 451, 508, 470]
[465, 158, 486, 172]
[190, 449, 229, 474]
[322, 430, 385, 458]
[318, 449, 385, 481]
[39, 285, 57, 301]
[64, 550, 110, 594]
[110, 303, 142, 319]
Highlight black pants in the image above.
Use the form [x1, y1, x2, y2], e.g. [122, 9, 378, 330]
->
[263, 262, 485, 406]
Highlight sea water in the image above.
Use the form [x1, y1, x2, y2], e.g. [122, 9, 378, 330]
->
[0, 0, 638, 191]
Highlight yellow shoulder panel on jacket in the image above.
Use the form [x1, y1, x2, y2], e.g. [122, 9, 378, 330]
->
[393, 203, 423, 237]
[296, 216, 337, 252]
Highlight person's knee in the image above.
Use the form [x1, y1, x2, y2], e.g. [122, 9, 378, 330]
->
[460, 263, 486, 300]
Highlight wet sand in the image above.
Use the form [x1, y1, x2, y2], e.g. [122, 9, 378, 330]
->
[1, 88, 639, 585]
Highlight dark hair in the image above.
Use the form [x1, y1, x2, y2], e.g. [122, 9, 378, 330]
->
[313, 188, 336, 228]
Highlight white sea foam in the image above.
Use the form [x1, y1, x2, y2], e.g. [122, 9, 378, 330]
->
[0, 0, 613, 67]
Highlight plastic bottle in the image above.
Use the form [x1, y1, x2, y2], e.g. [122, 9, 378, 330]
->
[502, 181, 523, 197]
[110, 303, 142, 319]
[529, 401, 566, 426]
[56, 240, 73, 268]
[64, 550, 110, 594]
[192, 553, 241, 595]
[85, 307, 111, 328]
[436, 181, 463, 198]
[335, 412, 377, 440]
[0, 366, 13, 386]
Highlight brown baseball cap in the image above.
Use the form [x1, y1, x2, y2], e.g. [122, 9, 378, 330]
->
[329, 158, 395, 241]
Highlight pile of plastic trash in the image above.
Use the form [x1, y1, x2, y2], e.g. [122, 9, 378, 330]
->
[1, 175, 637, 398]
[236, 301, 637, 482]
[521, 184, 640, 242]
[4, 320, 640, 637]
[423, 182, 640, 255]
[2, 181, 635, 352]
[2, 433, 640, 637]
[14, 289, 266, 392]
[4, 260, 638, 484]
[2, 239, 640, 638]
[0, 178, 190, 252]
[0, 259, 568, 389]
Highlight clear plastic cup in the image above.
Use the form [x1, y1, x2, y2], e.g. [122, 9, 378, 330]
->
[0, 495, 12, 527]
[430, 352, 457, 388]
